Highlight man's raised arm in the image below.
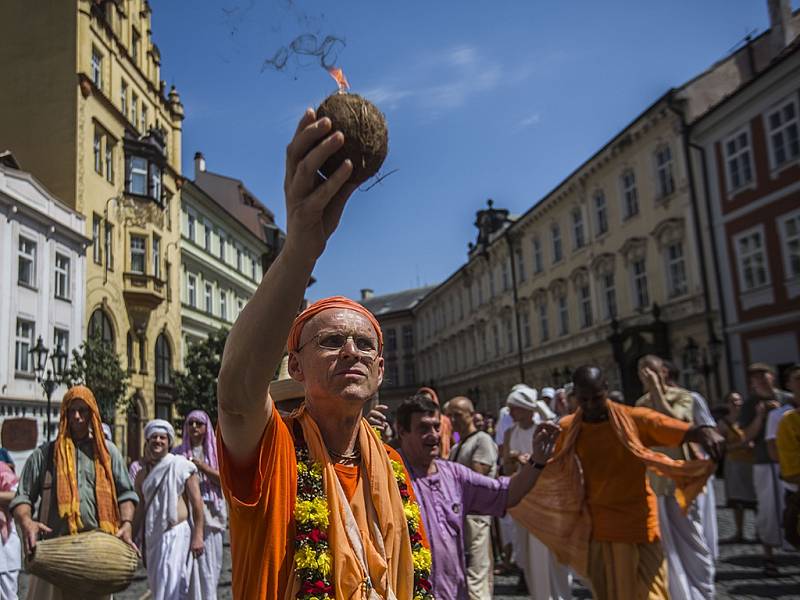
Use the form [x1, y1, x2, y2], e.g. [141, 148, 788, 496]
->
[217, 109, 356, 465]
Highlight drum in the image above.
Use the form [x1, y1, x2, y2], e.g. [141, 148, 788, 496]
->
[25, 530, 139, 596]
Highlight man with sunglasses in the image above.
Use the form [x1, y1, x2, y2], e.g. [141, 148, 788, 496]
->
[216, 109, 429, 600]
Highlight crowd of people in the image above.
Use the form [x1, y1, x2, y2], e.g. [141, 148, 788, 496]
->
[0, 108, 797, 600]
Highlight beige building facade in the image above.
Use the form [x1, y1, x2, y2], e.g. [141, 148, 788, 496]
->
[414, 10, 800, 416]
[0, 0, 185, 458]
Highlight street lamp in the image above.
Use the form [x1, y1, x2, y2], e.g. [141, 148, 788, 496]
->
[29, 336, 68, 442]
[474, 198, 525, 383]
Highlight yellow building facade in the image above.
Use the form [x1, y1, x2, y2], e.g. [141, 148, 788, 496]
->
[0, 0, 185, 459]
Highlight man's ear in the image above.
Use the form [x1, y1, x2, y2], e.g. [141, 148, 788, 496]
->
[287, 352, 305, 382]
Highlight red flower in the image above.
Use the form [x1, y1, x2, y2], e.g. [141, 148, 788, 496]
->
[410, 531, 422, 544]
[416, 577, 432, 591]
[300, 580, 333, 595]
[309, 528, 327, 543]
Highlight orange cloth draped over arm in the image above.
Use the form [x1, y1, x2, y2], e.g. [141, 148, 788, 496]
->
[508, 400, 714, 578]
[55, 386, 120, 535]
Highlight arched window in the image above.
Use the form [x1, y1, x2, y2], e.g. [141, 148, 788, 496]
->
[88, 309, 114, 345]
[155, 334, 172, 385]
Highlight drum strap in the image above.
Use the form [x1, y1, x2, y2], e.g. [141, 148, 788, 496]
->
[38, 442, 54, 528]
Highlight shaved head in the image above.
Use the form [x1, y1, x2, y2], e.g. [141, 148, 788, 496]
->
[444, 396, 476, 436]
[573, 365, 609, 422]
[638, 354, 663, 372]
[448, 396, 475, 413]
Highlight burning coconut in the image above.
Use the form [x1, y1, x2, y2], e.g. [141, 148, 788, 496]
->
[316, 67, 388, 186]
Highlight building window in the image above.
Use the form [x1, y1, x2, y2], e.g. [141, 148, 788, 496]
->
[186, 213, 196, 242]
[666, 243, 688, 297]
[766, 97, 800, 169]
[632, 259, 650, 308]
[127, 156, 147, 195]
[724, 129, 754, 192]
[386, 328, 397, 352]
[94, 132, 103, 174]
[152, 235, 161, 278]
[139, 334, 147, 374]
[621, 169, 639, 219]
[204, 224, 211, 251]
[237, 298, 244, 318]
[131, 93, 138, 128]
[252, 257, 259, 281]
[150, 164, 162, 202]
[130, 235, 146, 274]
[155, 334, 172, 386]
[105, 140, 114, 183]
[493, 323, 500, 357]
[655, 145, 675, 198]
[165, 261, 172, 302]
[236, 247, 243, 272]
[501, 262, 510, 291]
[579, 285, 592, 328]
[522, 311, 532, 348]
[187, 274, 197, 307]
[403, 361, 415, 387]
[54, 253, 70, 299]
[120, 80, 128, 115]
[18, 236, 36, 287]
[557, 295, 569, 336]
[402, 325, 413, 350]
[53, 328, 69, 356]
[551, 223, 563, 263]
[140, 104, 148, 133]
[92, 214, 102, 264]
[219, 233, 226, 261]
[385, 362, 399, 388]
[88, 308, 114, 345]
[533, 237, 543, 273]
[516, 248, 526, 282]
[572, 208, 585, 249]
[104, 222, 114, 271]
[779, 211, 800, 279]
[734, 228, 769, 291]
[489, 270, 496, 298]
[15, 319, 35, 373]
[220, 289, 227, 321]
[539, 303, 549, 342]
[203, 282, 213, 314]
[91, 46, 103, 88]
[601, 273, 617, 320]
[131, 28, 141, 64]
[594, 191, 608, 236]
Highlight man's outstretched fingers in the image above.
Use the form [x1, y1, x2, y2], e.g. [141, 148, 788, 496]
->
[285, 116, 331, 183]
[307, 158, 354, 214]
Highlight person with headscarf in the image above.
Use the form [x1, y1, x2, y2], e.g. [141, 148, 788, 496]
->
[502, 385, 571, 600]
[134, 419, 205, 600]
[173, 410, 227, 599]
[216, 108, 431, 600]
[11, 386, 138, 600]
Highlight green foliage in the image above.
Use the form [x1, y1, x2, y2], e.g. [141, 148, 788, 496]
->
[62, 334, 129, 423]
[173, 328, 228, 424]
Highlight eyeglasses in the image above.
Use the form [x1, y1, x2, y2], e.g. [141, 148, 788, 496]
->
[297, 331, 379, 356]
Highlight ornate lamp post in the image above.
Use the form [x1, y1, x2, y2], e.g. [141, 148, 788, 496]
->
[474, 199, 525, 383]
[29, 336, 68, 442]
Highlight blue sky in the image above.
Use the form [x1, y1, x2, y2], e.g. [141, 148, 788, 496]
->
[151, 0, 796, 301]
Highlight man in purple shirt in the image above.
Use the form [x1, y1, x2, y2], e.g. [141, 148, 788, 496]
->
[396, 395, 560, 600]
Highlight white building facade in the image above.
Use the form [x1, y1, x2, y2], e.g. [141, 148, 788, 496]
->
[0, 155, 90, 466]
[179, 153, 282, 358]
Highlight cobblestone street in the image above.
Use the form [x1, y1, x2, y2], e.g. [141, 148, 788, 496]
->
[16, 482, 800, 599]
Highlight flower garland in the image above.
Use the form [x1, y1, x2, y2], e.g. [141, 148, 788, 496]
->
[293, 434, 434, 600]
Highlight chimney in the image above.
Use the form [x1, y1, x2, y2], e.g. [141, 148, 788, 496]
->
[768, 0, 795, 52]
[194, 151, 206, 178]
[360, 288, 374, 301]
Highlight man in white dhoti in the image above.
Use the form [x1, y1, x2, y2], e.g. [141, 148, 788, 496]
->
[173, 410, 227, 599]
[637, 356, 714, 600]
[135, 420, 205, 600]
[502, 385, 571, 600]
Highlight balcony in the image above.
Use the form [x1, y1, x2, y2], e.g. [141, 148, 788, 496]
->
[123, 272, 166, 312]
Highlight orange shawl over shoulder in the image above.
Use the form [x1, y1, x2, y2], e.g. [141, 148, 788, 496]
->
[55, 386, 119, 535]
[287, 407, 415, 599]
[508, 400, 714, 577]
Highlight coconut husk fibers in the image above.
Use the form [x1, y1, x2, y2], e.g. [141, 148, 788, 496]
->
[316, 92, 388, 186]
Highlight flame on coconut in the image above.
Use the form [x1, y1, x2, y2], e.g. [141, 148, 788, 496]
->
[327, 67, 350, 92]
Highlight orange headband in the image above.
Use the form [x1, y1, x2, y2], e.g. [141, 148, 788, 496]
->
[287, 296, 383, 355]
[416, 386, 439, 406]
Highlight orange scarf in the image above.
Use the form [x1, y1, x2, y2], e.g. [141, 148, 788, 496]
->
[287, 407, 414, 600]
[508, 400, 714, 577]
[55, 386, 119, 535]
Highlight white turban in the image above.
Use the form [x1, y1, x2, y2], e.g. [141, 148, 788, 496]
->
[507, 385, 556, 420]
[540, 387, 556, 400]
[144, 419, 175, 447]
